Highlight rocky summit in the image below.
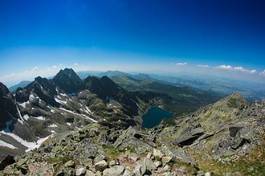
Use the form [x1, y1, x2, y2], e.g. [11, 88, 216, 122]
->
[1, 87, 265, 176]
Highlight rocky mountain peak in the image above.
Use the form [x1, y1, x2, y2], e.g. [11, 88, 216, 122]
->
[225, 93, 247, 109]
[84, 76, 121, 99]
[0, 82, 10, 97]
[53, 68, 83, 93]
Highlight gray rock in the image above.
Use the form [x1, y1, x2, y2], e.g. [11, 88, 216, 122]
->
[76, 167, 86, 176]
[144, 158, 156, 171]
[103, 165, 125, 176]
[95, 160, 108, 171]
[162, 165, 171, 172]
[86, 170, 96, 176]
[205, 172, 211, 176]
[123, 169, 133, 176]
[134, 161, 147, 176]
[109, 160, 117, 166]
[94, 154, 107, 164]
[153, 149, 163, 160]
[154, 161, 162, 168]
[162, 156, 172, 165]
[129, 153, 139, 162]
[64, 160, 75, 168]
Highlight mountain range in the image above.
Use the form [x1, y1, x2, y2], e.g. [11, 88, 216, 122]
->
[0, 68, 264, 175]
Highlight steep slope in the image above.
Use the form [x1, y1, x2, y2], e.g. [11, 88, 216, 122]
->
[0, 82, 18, 130]
[155, 93, 265, 175]
[16, 76, 59, 107]
[84, 76, 140, 116]
[0, 82, 36, 160]
[1, 94, 264, 175]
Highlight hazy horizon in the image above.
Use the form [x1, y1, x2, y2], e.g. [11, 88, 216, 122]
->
[1, 0, 265, 87]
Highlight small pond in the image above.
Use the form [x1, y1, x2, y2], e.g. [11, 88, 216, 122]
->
[142, 106, 173, 128]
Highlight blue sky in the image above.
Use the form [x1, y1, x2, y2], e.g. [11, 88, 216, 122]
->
[0, 0, 265, 86]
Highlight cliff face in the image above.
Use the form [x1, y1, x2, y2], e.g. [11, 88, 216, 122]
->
[1, 93, 265, 176]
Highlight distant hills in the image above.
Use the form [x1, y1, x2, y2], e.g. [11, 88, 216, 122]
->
[8, 81, 31, 92]
[9, 70, 265, 100]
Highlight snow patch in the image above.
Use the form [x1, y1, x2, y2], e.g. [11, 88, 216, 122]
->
[55, 97, 67, 105]
[0, 139, 17, 149]
[85, 106, 93, 114]
[50, 109, 55, 113]
[60, 108, 97, 123]
[29, 93, 39, 102]
[66, 122, 71, 126]
[60, 93, 68, 97]
[0, 131, 52, 152]
[19, 101, 29, 108]
[48, 124, 58, 128]
[32, 116, 45, 121]
[23, 114, 30, 120]
[16, 105, 24, 124]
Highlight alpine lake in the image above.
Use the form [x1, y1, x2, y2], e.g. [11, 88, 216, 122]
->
[142, 106, 173, 128]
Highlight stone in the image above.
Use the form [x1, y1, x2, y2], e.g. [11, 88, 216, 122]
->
[129, 153, 139, 162]
[205, 172, 211, 176]
[162, 172, 174, 176]
[163, 165, 170, 172]
[146, 152, 152, 159]
[96, 171, 102, 176]
[94, 154, 107, 164]
[95, 160, 108, 171]
[153, 149, 163, 160]
[76, 167, 86, 176]
[196, 171, 205, 176]
[154, 161, 162, 168]
[103, 165, 125, 176]
[144, 158, 156, 171]
[86, 170, 96, 176]
[64, 160, 75, 168]
[134, 161, 146, 176]
[109, 160, 117, 166]
[162, 156, 172, 165]
[123, 169, 133, 176]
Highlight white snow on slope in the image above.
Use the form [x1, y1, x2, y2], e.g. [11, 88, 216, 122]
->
[16, 105, 24, 124]
[60, 93, 68, 97]
[50, 109, 55, 113]
[85, 106, 93, 114]
[19, 101, 29, 108]
[55, 97, 67, 105]
[60, 108, 97, 123]
[0, 139, 17, 149]
[0, 131, 51, 152]
[32, 116, 45, 121]
[29, 93, 39, 102]
[23, 114, 30, 120]
[48, 124, 58, 128]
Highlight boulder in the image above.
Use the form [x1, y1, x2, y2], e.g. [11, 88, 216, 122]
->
[134, 161, 146, 176]
[64, 160, 75, 168]
[103, 165, 125, 176]
[162, 156, 172, 165]
[95, 160, 108, 171]
[153, 149, 163, 160]
[144, 158, 156, 171]
[76, 167, 86, 176]
[85, 170, 96, 176]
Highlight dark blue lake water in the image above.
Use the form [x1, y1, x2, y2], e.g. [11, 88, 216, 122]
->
[142, 106, 173, 128]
